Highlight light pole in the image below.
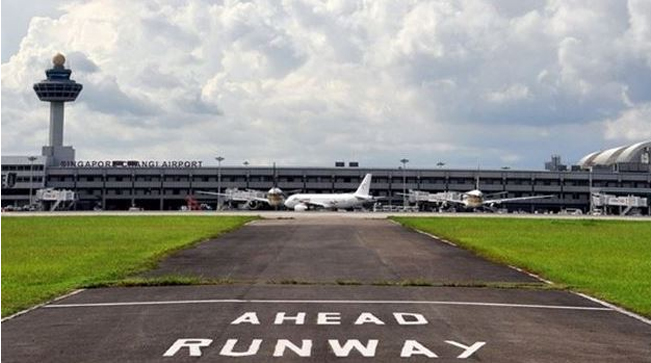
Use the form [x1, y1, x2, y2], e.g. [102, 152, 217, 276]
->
[588, 166, 593, 215]
[243, 160, 250, 189]
[216, 156, 224, 210]
[400, 158, 409, 207]
[27, 156, 37, 207]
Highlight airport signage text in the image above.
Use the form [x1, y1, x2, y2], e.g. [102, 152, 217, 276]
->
[60, 160, 203, 168]
[163, 311, 486, 359]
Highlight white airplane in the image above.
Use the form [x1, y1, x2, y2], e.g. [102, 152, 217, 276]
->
[196, 163, 285, 210]
[284, 174, 375, 211]
[452, 189, 553, 209]
[402, 178, 553, 209]
[196, 187, 284, 210]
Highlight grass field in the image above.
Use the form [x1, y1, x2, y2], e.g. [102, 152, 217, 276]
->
[393, 217, 651, 317]
[1, 215, 255, 317]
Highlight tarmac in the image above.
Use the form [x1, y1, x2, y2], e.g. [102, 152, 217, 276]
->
[2, 216, 651, 362]
[3, 209, 651, 221]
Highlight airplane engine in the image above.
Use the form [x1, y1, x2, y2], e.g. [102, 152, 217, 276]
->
[294, 204, 308, 212]
[246, 200, 261, 210]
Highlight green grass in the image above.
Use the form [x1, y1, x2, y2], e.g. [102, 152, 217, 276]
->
[393, 217, 651, 317]
[1, 216, 256, 317]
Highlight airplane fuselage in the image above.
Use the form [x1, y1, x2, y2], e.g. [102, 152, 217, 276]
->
[267, 188, 284, 207]
[462, 190, 484, 208]
[285, 174, 373, 211]
[284, 193, 365, 210]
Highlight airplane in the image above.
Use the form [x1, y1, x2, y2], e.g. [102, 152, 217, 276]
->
[196, 163, 285, 210]
[284, 173, 375, 211]
[196, 187, 283, 210]
[401, 177, 553, 210]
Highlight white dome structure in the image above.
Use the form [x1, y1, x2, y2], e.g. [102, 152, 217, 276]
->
[578, 140, 651, 169]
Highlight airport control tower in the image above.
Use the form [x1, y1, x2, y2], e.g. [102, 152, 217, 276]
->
[33, 53, 83, 166]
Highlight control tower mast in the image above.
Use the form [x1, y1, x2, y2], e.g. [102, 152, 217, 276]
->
[33, 53, 83, 166]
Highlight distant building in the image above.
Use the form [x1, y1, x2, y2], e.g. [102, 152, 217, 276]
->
[1, 156, 47, 206]
[544, 154, 567, 172]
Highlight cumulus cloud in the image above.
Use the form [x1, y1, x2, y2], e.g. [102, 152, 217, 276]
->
[604, 103, 651, 142]
[2, 0, 651, 169]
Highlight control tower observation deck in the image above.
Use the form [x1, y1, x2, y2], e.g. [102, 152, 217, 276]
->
[33, 53, 83, 166]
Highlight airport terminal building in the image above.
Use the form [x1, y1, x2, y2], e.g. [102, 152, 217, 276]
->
[2, 157, 650, 214]
[2, 55, 651, 214]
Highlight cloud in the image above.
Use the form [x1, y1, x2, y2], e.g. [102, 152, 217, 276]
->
[2, 0, 651, 169]
[603, 103, 651, 142]
[484, 84, 531, 104]
[66, 51, 100, 73]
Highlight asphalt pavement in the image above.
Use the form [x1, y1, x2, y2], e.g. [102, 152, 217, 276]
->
[144, 218, 536, 283]
[2, 217, 650, 362]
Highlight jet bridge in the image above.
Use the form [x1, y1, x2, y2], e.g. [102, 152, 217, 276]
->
[406, 191, 462, 204]
[591, 192, 648, 216]
[35, 188, 76, 211]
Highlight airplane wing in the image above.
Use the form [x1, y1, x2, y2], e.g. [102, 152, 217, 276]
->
[483, 191, 508, 199]
[355, 195, 383, 202]
[483, 195, 554, 205]
[195, 190, 229, 197]
[397, 192, 464, 206]
[413, 192, 465, 205]
[195, 190, 270, 204]
[427, 195, 466, 206]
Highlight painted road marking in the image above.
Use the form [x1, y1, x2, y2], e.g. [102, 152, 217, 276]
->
[160, 311, 490, 358]
[45, 299, 612, 311]
[507, 264, 554, 285]
[574, 292, 651, 326]
[162, 338, 487, 359]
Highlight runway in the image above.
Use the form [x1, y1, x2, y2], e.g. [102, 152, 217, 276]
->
[144, 218, 536, 283]
[2, 217, 650, 362]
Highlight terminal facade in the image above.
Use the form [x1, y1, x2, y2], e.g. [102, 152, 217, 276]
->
[3, 158, 650, 214]
[2, 55, 651, 214]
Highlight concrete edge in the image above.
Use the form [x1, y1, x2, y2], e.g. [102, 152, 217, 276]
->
[573, 292, 651, 326]
[506, 265, 554, 285]
[1, 289, 85, 323]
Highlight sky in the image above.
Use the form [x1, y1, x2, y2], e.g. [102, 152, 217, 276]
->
[2, 0, 651, 169]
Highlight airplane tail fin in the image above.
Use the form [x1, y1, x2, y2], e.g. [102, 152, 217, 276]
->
[354, 173, 372, 197]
